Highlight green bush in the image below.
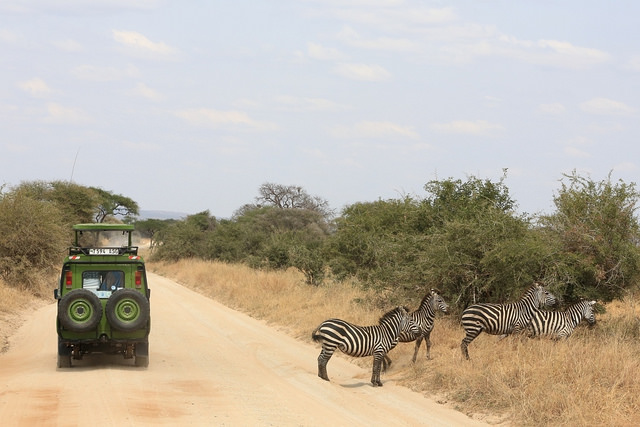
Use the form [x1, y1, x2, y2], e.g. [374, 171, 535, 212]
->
[0, 190, 68, 288]
[539, 171, 640, 302]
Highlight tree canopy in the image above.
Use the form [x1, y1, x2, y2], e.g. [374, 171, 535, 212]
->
[3, 174, 640, 308]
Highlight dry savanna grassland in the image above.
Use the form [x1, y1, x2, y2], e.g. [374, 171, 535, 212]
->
[0, 277, 51, 353]
[1, 259, 638, 426]
[149, 259, 640, 427]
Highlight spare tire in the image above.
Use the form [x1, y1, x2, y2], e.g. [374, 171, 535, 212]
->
[58, 289, 103, 333]
[105, 289, 150, 331]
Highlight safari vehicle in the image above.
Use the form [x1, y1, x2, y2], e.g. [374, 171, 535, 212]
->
[54, 223, 150, 368]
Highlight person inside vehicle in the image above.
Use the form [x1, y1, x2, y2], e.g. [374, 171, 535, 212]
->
[101, 271, 124, 290]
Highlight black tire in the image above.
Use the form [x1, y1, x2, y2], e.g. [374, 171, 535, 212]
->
[58, 289, 102, 333]
[105, 289, 150, 332]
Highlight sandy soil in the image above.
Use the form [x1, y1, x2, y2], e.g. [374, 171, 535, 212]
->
[0, 273, 488, 426]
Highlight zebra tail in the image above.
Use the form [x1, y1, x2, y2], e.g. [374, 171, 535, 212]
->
[311, 326, 322, 342]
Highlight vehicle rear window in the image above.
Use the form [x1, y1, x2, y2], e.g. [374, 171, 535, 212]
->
[82, 271, 124, 291]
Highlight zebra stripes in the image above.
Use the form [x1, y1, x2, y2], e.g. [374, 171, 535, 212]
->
[383, 289, 449, 369]
[460, 282, 557, 360]
[312, 306, 418, 387]
[527, 300, 596, 339]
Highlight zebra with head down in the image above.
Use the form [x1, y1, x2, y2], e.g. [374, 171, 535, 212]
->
[460, 282, 557, 360]
[527, 299, 597, 339]
[312, 306, 419, 387]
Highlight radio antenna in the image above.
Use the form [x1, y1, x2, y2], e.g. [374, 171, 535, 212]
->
[70, 148, 80, 183]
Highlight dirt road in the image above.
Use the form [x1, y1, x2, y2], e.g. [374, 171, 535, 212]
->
[0, 273, 487, 426]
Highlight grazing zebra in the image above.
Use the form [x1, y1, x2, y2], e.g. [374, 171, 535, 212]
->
[527, 300, 596, 339]
[312, 306, 419, 387]
[460, 282, 557, 360]
[383, 289, 449, 369]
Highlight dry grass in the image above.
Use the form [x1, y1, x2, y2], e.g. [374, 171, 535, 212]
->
[0, 276, 52, 353]
[148, 259, 382, 342]
[149, 259, 640, 426]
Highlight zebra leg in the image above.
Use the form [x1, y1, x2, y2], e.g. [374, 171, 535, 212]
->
[461, 330, 479, 360]
[412, 336, 423, 363]
[317, 348, 333, 381]
[371, 354, 384, 387]
[382, 354, 392, 371]
[424, 331, 432, 360]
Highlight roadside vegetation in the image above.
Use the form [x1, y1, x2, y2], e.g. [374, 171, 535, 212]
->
[1, 171, 640, 425]
[149, 258, 640, 426]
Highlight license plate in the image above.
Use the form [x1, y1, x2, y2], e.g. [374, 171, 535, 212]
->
[95, 290, 112, 299]
[89, 248, 119, 255]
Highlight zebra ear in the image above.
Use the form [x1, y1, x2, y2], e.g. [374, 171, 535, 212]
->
[589, 300, 596, 305]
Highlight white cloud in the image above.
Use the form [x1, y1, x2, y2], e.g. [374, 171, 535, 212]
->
[275, 95, 349, 112]
[18, 78, 52, 97]
[44, 103, 91, 124]
[132, 82, 163, 101]
[307, 42, 347, 61]
[72, 64, 140, 82]
[0, 29, 21, 44]
[337, 26, 417, 51]
[534, 39, 609, 67]
[429, 120, 504, 135]
[538, 103, 566, 115]
[331, 120, 419, 139]
[419, 25, 609, 68]
[579, 98, 636, 115]
[328, 6, 456, 31]
[624, 55, 640, 72]
[0, 0, 160, 14]
[174, 108, 278, 132]
[120, 139, 160, 151]
[232, 98, 261, 109]
[613, 162, 637, 172]
[562, 136, 592, 158]
[564, 146, 591, 158]
[333, 63, 391, 81]
[112, 30, 177, 58]
[52, 38, 83, 52]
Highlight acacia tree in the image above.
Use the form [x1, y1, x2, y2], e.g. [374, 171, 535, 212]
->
[255, 182, 334, 220]
[12, 180, 97, 225]
[91, 187, 139, 223]
[134, 218, 176, 251]
[539, 171, 640, 302]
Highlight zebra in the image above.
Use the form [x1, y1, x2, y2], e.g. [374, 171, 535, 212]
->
[311, 306, 419, 387]
[460, 282, 557, 360]
[383, 289, 449, 369]
[527, 300, 597, 339]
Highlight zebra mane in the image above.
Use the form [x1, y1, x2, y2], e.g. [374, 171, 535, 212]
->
[418, 289, 441, 309]
[567, 299, 596, 311]
[378, 306, 408, 324]
[523, 282, 544, 299]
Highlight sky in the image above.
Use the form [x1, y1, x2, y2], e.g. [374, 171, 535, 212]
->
[2, 1, 639, 219]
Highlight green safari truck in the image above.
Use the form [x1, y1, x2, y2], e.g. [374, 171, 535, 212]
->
[54, 223, 150, 368]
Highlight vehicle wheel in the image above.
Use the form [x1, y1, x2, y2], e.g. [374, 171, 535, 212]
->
[135, 341, 149, 367]
[105, 289, 150, 332]
[58, 289, 103, 333]
[57, 339, 72, 368]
